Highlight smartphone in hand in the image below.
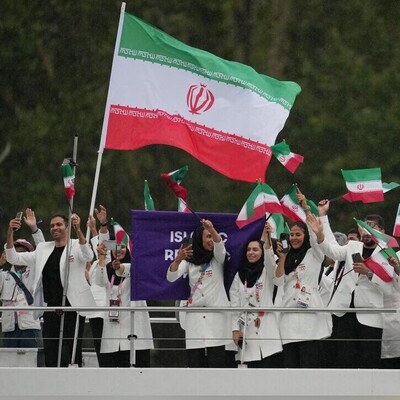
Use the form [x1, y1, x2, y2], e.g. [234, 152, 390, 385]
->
[351, 253, 363, 263]
[13, 211, 23, 232]
[280, 233, 290, 254]
[104, 239, 121, 252]
[182, 237, 193, 248]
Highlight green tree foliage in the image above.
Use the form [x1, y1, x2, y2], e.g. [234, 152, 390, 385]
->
[1, 0, 399, 241]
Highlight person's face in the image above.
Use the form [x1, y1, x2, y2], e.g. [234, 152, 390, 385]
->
[202, 229, 214, 252]
[14, 245, 29, 269]
[347, 233, 359, 242]
[246, 241, 263, 263]
[290, 225, 305, 249]
[112, 245, 127, 261]
[359, 220, 383, 247]
[50, 217, 68, 240]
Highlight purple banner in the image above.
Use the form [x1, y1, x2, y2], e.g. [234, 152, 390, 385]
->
[131, 210, 265, 300]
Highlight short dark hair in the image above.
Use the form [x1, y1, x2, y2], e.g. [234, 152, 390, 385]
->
[50, 214, 68, 226]
[364, 214, 385, 230]
[347, 228, 360, 239]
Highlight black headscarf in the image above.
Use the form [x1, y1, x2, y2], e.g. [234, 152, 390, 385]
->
[186, 224, 230, 294]
[106, 246, 131, 286]
[238, 240, 265, 288]
[284, 221, 311, 275]
[187, 225, 213, 266]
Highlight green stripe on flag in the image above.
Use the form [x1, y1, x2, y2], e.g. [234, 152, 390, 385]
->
[119, 13, 301, 109]
[342, 168, 381, 183]
[270, 141, 290, 158]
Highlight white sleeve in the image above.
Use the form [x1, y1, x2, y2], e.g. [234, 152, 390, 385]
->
[167, 260, 189, 282]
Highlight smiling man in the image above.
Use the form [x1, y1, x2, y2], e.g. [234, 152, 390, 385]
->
[6, 213, 96, 367]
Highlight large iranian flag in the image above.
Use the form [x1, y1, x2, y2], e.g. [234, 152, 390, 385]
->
[236, 182, 283, 228]
[341, 168, 384, 203]
[363, 248, 397, 283]
[100, 10, 301, 183]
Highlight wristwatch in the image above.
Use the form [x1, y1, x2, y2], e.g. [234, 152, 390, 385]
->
[367, 271, 374, 281]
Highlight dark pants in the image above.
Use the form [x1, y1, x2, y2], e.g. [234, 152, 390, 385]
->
[327, 313, 382, 369]
[282, 340, 321, 368]
[101, 349, 151, 368]
[380, 357, 400, 369]
[3, 325, 42, 348]
[89, 317, 107, 367]
[42, 311, 85, 367]
[187, 345, 227, 368]
[246, 351, 283, 368]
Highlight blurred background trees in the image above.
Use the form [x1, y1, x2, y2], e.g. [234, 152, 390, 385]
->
[1, 0, 400, 240]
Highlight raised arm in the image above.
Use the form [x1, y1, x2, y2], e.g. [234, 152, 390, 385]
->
[168, 243, 193, 273]
[261, 221, 272, 250]
[201, 219, 221, 243]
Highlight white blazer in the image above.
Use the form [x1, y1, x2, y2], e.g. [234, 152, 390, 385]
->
[93, 261, 154, 353]
[318, 215, 385, 328]
[229, 248, 282, 362]
[277, 229, 332, 344]
[167, 240, 232, 349]
[6, 239, 96, 317]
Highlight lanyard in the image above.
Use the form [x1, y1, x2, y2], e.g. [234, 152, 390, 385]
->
[109, 274, 124, 297]
[244, 280, 261, 303]
[188, 263, 209, 303]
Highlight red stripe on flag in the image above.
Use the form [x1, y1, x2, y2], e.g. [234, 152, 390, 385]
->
[284, 154, 304, 174]
[364, 258, 393, 282]
[346, 190, 384, 203]
[105, 106, 272, 183]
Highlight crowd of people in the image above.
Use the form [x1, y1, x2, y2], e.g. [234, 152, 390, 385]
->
[1, 191, 400, 369]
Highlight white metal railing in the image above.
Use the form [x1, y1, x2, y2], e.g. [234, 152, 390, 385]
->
[1, 305, 397, 368]
[1, 305, 398, 313]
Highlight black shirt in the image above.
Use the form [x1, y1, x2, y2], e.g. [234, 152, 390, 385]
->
[42, 246, 65, 306]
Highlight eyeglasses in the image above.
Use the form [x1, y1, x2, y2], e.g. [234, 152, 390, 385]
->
[365, 220, 379, 229]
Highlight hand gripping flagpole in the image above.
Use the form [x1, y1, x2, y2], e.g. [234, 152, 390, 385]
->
[57, 135, 79, 367]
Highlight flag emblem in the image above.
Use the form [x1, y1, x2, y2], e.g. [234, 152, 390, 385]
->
[356, 184, 365, 191]
[187, 84, 215, 114]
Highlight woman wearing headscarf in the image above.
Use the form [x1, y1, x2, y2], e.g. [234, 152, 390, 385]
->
[93, 242, 154, 367]
[167, 219, 232, 368]
[229, 222, 283, 367]
[275, 193, 332, 368]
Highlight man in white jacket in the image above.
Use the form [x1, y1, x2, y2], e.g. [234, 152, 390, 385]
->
[307, 203, 386, 369]
[5, 213, 96, 367]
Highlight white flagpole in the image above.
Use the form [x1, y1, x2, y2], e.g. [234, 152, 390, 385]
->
[57, 135, 79, 367]
[238, 314, 248, 368]
[86, 1, 126, 241]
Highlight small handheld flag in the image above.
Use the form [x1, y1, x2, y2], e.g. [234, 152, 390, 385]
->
[236, 182, 282, 228]
[354, 218, 399, 248]
[270, 140, 304, 174]
[363, 248, 398, 282]
[341, 168, 384, 203]
[111, 219, 132, 254]
[144, 180, 155, 211]
[61, 159, 75, 201]
[280, 185, 318, 222]
[392, 204, 400, 237]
